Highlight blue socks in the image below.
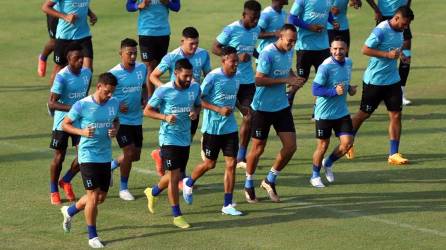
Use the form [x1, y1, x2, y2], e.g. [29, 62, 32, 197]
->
[390, 140, 399, 155]
[185, 177, 195, 187]
[120, 176, 128, 191]
[87, 225, 97, 239]
[266, 168, 280, 184]
[110, 159, 119, 171]
[224, 193, 233, 207]
[151, 185, 162, 196]
[244, 174, 254, 188]
[67, 204, 80, 217]
[324, 153, 340, 168]
[61, 170, 75, 183]
[237, 146, 247, 162]
[172, 205, 182, 217]
[50, 182, 58, 193]
[312, 165, 321, 178]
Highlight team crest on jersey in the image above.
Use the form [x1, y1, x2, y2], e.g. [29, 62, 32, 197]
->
[188, 91, 196, 101]
[108, 107, 116, 116]
[136, 70, 144, 80]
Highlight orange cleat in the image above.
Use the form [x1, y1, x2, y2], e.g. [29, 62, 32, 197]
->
[51, 192, 61, 205]
[59, 180, 76, 202]
[38, 55, 47, 77]
[151, 149, 164, 176]
[388, 153, 409, 165]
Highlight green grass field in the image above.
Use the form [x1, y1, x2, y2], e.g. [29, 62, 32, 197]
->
[1, 0, 446, 249]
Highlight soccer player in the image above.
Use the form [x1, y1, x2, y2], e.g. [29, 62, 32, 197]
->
[364, 0, 413, 105]
[350, 6, 414, 165]
[108, 38, 147, 201]
[149, 26, 211, 177]
[181, 46, 243, 216]
[310, 36, 357, 188]
[48, 43, 92, 205]
[60, 73, 120, 248]
[126, 0, 181, 97]
[256, 0, 288, 55]
[143, 59, 200, 229]
[42, 0, 97, 86]
[244, 24, 304, 203]
[212, 0, 261, 169]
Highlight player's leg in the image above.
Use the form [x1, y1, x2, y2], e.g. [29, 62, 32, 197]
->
[38, 14, 58, 77]
[79, 36, 93, 71]
[49, 131, 69, 204]
[59, 135, 80, 202]
[235, 84, 255, 167]
[311, 119, 331, 188]
[221, 132, 242, 215]
[400, 34, 412, 105]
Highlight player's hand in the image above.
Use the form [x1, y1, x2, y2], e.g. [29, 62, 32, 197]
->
[286, 76, 305, 88]
[119, 103, 129, 113]
[308, 24, 324, 33]
[89, 13, 98, 26]
[218, 106, 233, 117]
[238, 53, 251, 62]
[332, 21, 340, 30]
[374, 10, 383, 22]
[160, 0, 169, 5]
[138, 0, 151, 9]
[164, 114, 176, 124]
[331, 7, 340, 16]
[64, 13, 77, 24]
[386, 48, 401, 59]
[189, 111, 198, 120]
[348, 85, 358, 96]
[335, 83, 345, 96]
[83, 125, 95, 138]
[349, 0, 362, 9]
[108, 127, 118, 138]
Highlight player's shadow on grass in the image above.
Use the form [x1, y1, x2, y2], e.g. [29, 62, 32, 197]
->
[0, 85, 48, 93]
[0, 133, 48, 141]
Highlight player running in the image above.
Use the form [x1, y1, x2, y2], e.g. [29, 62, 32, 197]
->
[256, 0, 288, 56]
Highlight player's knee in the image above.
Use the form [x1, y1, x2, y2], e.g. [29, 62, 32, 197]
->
[204, 161, 216, 170]
[132, 151, 141, 162]
[54, 151, 66, 164]
[97, 193, 107, 204]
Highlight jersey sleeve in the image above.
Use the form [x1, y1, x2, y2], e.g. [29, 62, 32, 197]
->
[194, 85, 201, 106]
[156, 54, 171, 74]
[258, 11, 270, 30]
[365, 27, 384, 48]
[67, 101, 82, 122]
[51, 74, 65, 95]
[200, 74, 214, 101]
[216, 26, 232, 46]
[290, 0, 305, 17]
[256, 51, 272, 75]
[203, 52, 212, 74]
[313, 64, 329, 86]
[148, 87, 164, 108]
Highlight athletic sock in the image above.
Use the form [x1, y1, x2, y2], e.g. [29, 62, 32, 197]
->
[120, 176, 128, 191]
[151, 185, 162, 196]
[244, 174, 254, 189]
[50, 182, 58, 193]
[312, 165, 321, 178]
[185, 177, 195, 187]
[224, 193, 233, 207]
[87, 225, 98, 239]
[172, 205, 182, 217]
[390, 140, 400, 155]
[237, 146, 247, 162]
[61, 169, 75, 183]
[67, 204, 80, 217]
[324, 153, 340, 168]
[266, 167, 280, 184]
[110, 159, 119, 171]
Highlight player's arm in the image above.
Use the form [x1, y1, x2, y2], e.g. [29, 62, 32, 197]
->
[108, 117, 120, 138]
[62, 117, 94, 138]
[160, 0, 181, 12]
[365, 0, 382, 21]
[48, 93, 71, 112]
[144, 104, 175, 124]
[212, 41, 224, 56]
[141, 83, 148, 108]
[42, 0, 76, 24]
[149, 68, 165, 88]
[87, 8, 97, 26]
[362, 45, 400, 59]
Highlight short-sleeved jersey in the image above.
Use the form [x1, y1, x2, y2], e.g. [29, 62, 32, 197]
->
[256, 6, 288, 53]
[148, 81, 201, 147]
[156, 47, 212, 83]
[290, 0, 331, 50]
[363, 21, 403, 85]
[378, 0, 408, 17]
[314, 56, 352, 120]
[327, 0, 349, 31]
[216, 21, 261, 85]
[109, 62, 147, 126]
[137, 0, 170, 36]
[51, 66, 91, 131]
[51, 0, 91, 40]
[67, 96, 119, 164]
[252, 43, 293, 112]
[200, 68, 241, 135]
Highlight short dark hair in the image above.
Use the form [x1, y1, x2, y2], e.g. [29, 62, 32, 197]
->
[395, 6, 414, 21]
[120, 38, 138, 48]
[332, 35, 346, 44]
[182, 27, 199, 39]
[280, 23, 297, 33]
[221, 46, 237, 56]
[175, 58, 193, 71]
[65, 43, 83, 57]
[98, 72, 118, 87]
[244, 0, 261, 12]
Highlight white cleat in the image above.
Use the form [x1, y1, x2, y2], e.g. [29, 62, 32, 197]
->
[236, 161, 247, 169]
[221, 204, 243, 216]
[60, 206, 72, 233]
[310, 177, 326, 188]
[402, 97, 412, 106]
[119, 189, 135, 201]
[322, 159, 335, 183]
[182, 178, 193, 205]
[88, 237, 104, 248]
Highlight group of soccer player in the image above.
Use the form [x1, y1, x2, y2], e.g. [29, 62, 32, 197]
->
[39, 0, 414, 248]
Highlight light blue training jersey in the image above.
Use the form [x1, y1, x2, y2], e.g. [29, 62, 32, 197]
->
[253, 43, 293, 112]
[363, 20, 403, 85]
[290, 0, 331, 50]
[216, 20, 261, 85]
[109, 62, 147, 125]
[51, 0, 91, 40]
[314, 56, 352, 120]
[378, 0, 408, 17]
[67, 96, 120, 164]
[156, 47, 212, 83]
[148, 81, 201, 147]
[51, 66, 91, 131]
[201, 68, 241, 135]
[137, 0, 170, 36]
[257, 6, 287, 54]
[327, 0, 349, 31]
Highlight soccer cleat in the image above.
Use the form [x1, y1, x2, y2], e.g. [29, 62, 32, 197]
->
[244, 187, 258, 203]
[143, 187, 157, 214]
[59, 180, 76, 202]
[119, 189, 135, 201]
[260, 179, 280, 202]
[60, 206, 72, 233]
[173, 216, 191, 229]
[46, 103, 55, 117]
[51, 192, 62, 205]
[37, 55, 47, 77]
[221, 204, 243, 216]
[182, 178, 193, 205]
[345, 145, 355, 159]
[402, 97, 412, 106]
[236, 161, 247, 169]
[310, 177, 325, 188]
[88, 237, 105, 248]
[322, 159, 335, 183]
[151, 149, 164, 177]
[388, 153, 409, 165]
